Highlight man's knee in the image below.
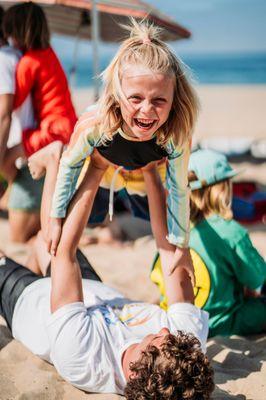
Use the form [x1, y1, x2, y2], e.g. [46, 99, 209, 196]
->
[9, 212, 40, 243]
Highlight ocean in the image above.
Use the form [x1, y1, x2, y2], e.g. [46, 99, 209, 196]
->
[56, 47, 266, 88]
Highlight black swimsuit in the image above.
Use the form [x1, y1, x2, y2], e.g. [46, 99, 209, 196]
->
[97, 132, 168, 170]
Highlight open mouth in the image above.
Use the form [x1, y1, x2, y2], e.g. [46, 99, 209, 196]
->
[134, 118, 156, 130]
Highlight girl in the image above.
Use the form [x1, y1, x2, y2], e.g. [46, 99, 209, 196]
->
[3, 2, 77, 157]
[30, 20, 199, 277]
[151, 149, 266, 336]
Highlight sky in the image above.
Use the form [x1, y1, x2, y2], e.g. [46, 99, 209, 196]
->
[151, 0, 266, 54]
[52, 0, 266, 59]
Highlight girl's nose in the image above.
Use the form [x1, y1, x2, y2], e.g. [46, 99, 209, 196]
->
[141, 100, 153, 114]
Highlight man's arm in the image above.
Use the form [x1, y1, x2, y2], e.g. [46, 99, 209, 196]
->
[142, 164, 194, 305]
[50, 154, 108, 313]
[0, 93, 13, 167]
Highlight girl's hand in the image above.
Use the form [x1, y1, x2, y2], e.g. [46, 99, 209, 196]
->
[47, 217, 62, 256]
[169, 247, 195, 287]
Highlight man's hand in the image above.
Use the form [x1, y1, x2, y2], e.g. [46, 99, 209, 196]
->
[47, 217, 62, 256]
[169, 247, 195, 287]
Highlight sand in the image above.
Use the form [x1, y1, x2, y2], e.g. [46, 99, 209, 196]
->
[0, 84, 266, 399]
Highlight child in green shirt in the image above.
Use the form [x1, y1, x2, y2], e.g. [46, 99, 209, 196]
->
[151, 149, 266, 336]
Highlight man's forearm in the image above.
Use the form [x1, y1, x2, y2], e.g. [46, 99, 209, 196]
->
[160, 248, 194, 305]
[143, 166, 194, 305]
[50, 160, 108, 313]
[142, 164, 172, 249]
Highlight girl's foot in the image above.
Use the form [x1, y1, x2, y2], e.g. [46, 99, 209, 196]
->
[28, 141, 64, 180]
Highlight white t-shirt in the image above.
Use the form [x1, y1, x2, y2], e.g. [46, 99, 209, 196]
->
[12, 278, 209, 395]
[0, 45, 34, 147]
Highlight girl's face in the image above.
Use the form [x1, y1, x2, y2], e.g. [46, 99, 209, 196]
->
[119, 65, 174, 141]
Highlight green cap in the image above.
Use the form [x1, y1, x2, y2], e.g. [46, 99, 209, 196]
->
[189, 149, 239, 190]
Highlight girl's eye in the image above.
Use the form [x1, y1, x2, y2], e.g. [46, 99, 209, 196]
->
[128, 97, 142, 104]
[153, 98, 166, 105]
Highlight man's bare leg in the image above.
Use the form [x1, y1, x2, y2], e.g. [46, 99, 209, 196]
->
[9, 210, 40, 243]
[26, 230, 52, 275]
[28, 141, 64, 236]
[26, 141, 63, 273]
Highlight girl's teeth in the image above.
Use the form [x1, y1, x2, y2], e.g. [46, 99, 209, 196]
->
[135, 119, 154, 128]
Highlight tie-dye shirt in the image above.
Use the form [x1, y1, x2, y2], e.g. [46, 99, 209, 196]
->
[51, 107, 191, 247]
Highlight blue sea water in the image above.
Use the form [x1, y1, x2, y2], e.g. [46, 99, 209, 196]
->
[58, 50, 266, 88]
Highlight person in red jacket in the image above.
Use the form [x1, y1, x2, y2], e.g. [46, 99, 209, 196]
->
[4, 2, 77, 156]
[2, 2, 77, 242]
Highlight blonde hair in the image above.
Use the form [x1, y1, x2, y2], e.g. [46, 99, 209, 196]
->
[98, 18, 199, 147]
[189, 171, 233, 224]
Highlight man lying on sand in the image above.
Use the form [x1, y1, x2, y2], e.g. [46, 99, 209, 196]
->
[0, 142, 214, 398]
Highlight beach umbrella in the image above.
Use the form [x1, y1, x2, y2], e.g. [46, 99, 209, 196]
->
[0, 0, 191, 98]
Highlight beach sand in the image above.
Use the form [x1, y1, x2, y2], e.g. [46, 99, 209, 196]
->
[0, 85, 266, 399]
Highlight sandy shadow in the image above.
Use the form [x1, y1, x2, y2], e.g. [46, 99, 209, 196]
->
[213, 387, 247, 399]
[207, 335, 265, 399]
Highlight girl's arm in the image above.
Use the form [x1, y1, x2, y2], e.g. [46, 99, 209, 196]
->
[165, 141, 191, 249]
[14, 55, 37, 109]
[50, 113, 101, 219]
[164, 142, 195, 281]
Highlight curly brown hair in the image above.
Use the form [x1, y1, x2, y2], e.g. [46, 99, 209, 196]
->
[124, 331, 214, 400]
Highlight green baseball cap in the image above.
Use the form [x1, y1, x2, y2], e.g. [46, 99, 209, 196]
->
[189, 149, 239, 190]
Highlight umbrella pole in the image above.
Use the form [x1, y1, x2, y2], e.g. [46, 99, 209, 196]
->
[92, 0, 100, 101]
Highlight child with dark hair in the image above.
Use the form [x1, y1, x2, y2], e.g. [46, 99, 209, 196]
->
[152, 149, 266, 337]
[3, 1, 77, 156]
[0, 4, 39, 242]
[0, 2, 77, 242]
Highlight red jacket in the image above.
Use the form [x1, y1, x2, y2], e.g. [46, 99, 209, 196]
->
[14, 47, 77, 155]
